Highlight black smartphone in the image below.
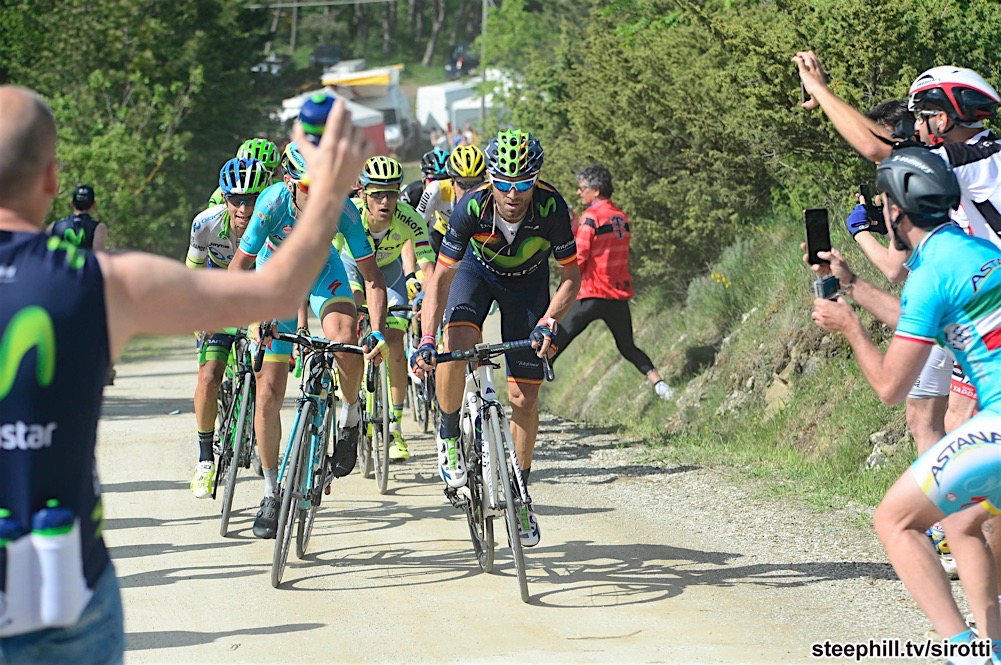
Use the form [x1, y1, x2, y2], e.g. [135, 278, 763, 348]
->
[804, 208, 831, 265]
[800, 81, 807, 105]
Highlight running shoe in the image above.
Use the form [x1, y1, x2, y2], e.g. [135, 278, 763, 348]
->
[189, 461, 215, 499]
[388, 431, 410, 461]
[252, 496, 278, 539]
[437, 434, 466, 488]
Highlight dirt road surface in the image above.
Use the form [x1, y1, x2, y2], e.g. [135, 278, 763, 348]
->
[98, 334, 940, 664]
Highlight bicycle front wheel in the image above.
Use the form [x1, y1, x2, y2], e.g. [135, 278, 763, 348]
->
[358, 362, 374, 479]
[490, 407, 529, 603]
[373, 361, 391, 494]
[272, 401, 312, 588]
[297, 393, 334, 558]
[462, 422, 494, 572]
[219, 372, 253, 537]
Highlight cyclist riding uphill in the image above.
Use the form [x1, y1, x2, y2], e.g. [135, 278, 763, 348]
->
[416, 145, 487, 257]
[338, 155, 435, 462]
[411, 129, 580, 547]
[207, 138, 281, 207]
[229, 141, 388, 540]
[809, 148, 1001, 663]
[186, 157, 271, 499]
[400, 148, 449, 209]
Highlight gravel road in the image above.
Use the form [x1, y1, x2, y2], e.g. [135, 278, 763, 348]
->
[96, 334, 954, 664]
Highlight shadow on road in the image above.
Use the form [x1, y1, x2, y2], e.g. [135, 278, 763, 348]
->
[100, 395, 193, 419]
[126, 622, 324, 652]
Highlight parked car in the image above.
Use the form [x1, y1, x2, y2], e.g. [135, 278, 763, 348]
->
[444, 44, 480, 80]
[310, 44, 350, 70]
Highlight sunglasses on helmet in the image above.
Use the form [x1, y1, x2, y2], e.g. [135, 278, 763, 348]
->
[491, 175, 537, 193]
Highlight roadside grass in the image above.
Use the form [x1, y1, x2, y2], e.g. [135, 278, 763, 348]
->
[119, 334, 193, 362]
[542, 208, 912, 512]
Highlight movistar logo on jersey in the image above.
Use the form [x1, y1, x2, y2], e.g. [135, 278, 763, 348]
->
[61, 227, 86, 247]
[45, 236, 86, 270]
[537, 199, 556, 218]
[0, 306, 56, 401]
[0, 421, 58, 450]
[467, 198, 482, 217]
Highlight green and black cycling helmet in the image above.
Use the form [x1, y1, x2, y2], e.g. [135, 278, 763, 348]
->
[237, 138, 280, 171]
[485, 129, 544, 178]
[447, 145, 486, 179]
[875, 147, 960, 229]
[360, 155, 404, 188]
[420, 149, 450, 180]
[281, 142, 307, 181]
[219, 158, 270, 195]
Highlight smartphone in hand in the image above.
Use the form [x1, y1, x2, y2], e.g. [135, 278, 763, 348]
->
[804, 208, 831, 265]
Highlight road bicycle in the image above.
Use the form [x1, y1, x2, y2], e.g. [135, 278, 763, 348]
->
[211, 329, 259, 537]
[437, 339, 554, 603]
[256, 323, 364, 588]
[356, 304, 410, 494]
[405, 296, 439, 433]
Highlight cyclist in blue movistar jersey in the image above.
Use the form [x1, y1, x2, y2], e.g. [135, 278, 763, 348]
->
[411, 129, 581, 548]
[809, 148, 1001, 661]
[229, 141, 388, 539]
[48, 184, 107, 251]
[186, 157, 270, 499]
[0, 86, 370, 663]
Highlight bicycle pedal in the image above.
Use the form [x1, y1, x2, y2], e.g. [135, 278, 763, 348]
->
[443, 487, 467, 509]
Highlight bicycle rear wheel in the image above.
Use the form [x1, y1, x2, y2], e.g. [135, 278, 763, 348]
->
[358, 362, 374, 478]
[219, 373, 253, 537]
[272, 401, 312, 588]
[462, 421, 494, 572]
[490, 407, 529, 603]
[297, 393, 334, 557]
[373, 362, 391, 494]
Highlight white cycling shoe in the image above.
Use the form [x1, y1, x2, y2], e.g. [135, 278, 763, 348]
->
[437, 435, 467, 488]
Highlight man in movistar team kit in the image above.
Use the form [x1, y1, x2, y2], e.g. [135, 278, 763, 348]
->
[48, 184, 107, 251]
[415, 145, 486, 257]
[207, 138, 280, 207]
[185, 157, 270, 498]
[339, 156, 435, 461]
[229, 142, 388, 539]
[0, 85, 371, 663]
[810, 148, 1001, 663]
[411, 129, 580, 547]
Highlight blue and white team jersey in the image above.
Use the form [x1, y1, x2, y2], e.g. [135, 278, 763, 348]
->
[238, 182, 373, 265]
[896, 223, 1001, 413]
[185, 204, 236, 269]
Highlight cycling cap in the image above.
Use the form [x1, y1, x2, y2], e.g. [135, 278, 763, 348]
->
[281, 142, 307, 180]
[73, 184, 95, 209]
[485, 129, 544, 177]
[908, 66, 1000, 124]
[875, 147, 960, 228]
[360, 155, 404, 188]
[421, 149, 450, 178]
[219, 158, 270, 196]
[446, 145, 486, 179]
[237, 138, 280, 170]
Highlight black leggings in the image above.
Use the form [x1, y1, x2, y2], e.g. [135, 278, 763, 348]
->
[553, 298, 655, 376]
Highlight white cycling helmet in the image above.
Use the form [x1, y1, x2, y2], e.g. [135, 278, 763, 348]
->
[908, 66, 1000, 125]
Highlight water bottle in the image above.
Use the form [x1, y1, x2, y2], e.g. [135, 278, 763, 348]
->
[31, 500, 87, 627]
[294, 352, 304, 379]
[1, 508, 40, 634]
[299, 93, 336, 146]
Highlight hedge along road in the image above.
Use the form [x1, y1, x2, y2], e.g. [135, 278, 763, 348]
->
[97, 329, 942, 664]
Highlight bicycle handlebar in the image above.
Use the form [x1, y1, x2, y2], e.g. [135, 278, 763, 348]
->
[252, 321, 365, 373]
[357, 304, 414, 317]
[436, 339, 555, 382]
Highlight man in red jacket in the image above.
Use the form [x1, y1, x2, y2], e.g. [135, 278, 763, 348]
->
[553, 164, 672, 400]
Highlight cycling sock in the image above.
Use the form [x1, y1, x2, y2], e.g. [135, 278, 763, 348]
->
[197, 430, 214, 462]
[263, 467, 278, 497]
[391, 404, 404, 432]
[520, 467, 531, 487]
[339, 400, 361, 428]
[440, 410, 460, 439]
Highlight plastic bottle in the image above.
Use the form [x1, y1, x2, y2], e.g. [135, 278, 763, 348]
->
[299, 93, 336, 146]
[31, 500, 87, 627]
[1, 508, 40, 634]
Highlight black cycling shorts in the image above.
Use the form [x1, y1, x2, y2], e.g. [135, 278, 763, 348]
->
[443, 260, 549, 383]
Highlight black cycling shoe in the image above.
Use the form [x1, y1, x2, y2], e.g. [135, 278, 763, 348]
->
[328, 424, 360, 478]
[252, 496, 278, 539]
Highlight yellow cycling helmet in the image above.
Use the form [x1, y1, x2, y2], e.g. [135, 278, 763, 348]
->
[446, 145, 486, 179]
[360, 156, 404, 188]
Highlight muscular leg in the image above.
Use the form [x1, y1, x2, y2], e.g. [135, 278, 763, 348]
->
[437, 323, 481, 414]
[254, 360, 289, 472]
[906, 396, 948, 456]
[945, 392, 977, 433]
[193, 359, 227, 432]
[322, 303, 361, 404]
[507, 379, 541, 470]
[385, 327, 407, 409]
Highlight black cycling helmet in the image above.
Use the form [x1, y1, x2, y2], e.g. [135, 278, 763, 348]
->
[73, 184, 95, 209]
[875, 147, 960, 228]
[420, 149, 450, 179]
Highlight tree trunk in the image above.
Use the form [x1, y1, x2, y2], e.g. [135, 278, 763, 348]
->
[355, 3, 368, 44]
[415, 1, 424, 41]
[421, 0, 446, 66]
[449, 0, 469, 48]
[382, 2, 393, 56]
